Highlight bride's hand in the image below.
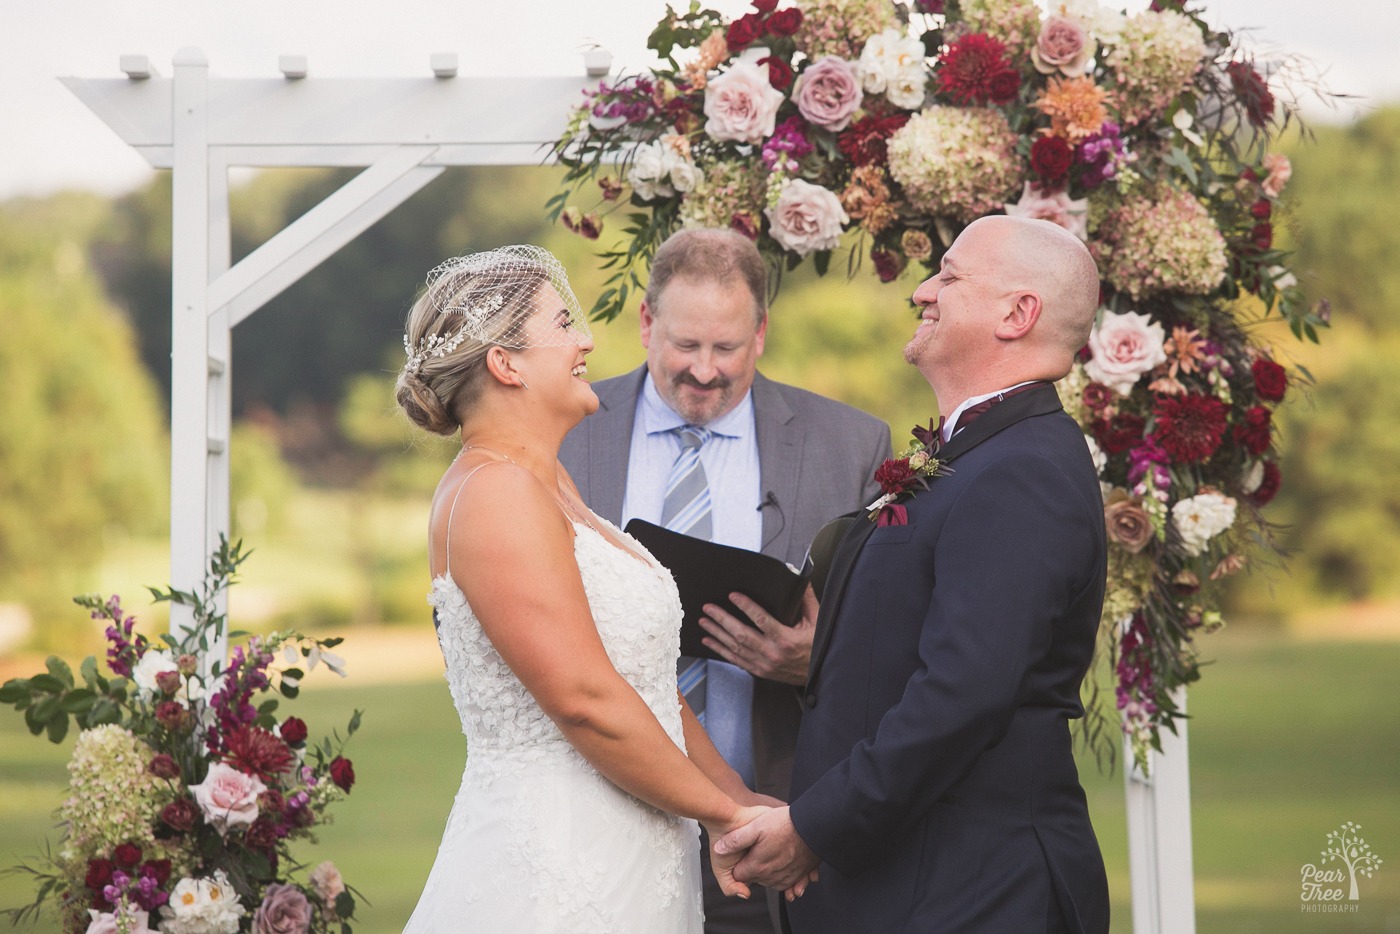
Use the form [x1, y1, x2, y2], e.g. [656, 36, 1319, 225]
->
[705, 804, 771, 899]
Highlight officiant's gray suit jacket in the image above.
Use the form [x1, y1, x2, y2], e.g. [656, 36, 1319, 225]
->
[559, 365, 890, 800]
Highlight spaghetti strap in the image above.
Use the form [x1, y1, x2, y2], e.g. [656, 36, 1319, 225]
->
[443, 461, 501, 579]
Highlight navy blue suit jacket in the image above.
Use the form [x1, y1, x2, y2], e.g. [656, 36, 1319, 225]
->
[786, 385, 1110, 934]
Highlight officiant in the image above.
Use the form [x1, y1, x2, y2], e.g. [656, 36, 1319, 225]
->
[559, 227, 889, 934]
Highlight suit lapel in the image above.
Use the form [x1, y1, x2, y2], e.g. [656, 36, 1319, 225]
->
[752, 373, 803, 561]
[587, 367, 647, 524]
[805, 384, 1065, 682]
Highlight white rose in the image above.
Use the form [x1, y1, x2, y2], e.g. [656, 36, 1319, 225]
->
[1171, 492, 1237, 556]
[1240, 460, 1265, 495]
[131, 650, 177, 695]
[885, 65, 928, 110]
[858, 28, 897, 93]
[626, 142, 673, 202]
[668, 159, 704, 194]
[703, 59, 785, 144]
[764, 179, 849, 256]
[1085, 310, 1167, 396]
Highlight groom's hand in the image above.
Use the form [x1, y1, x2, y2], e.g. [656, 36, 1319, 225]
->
[714, 806, 820, 893]
[699, 586, 818, 685]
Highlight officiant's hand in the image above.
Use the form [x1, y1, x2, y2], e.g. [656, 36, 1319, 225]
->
[714, 806, 820, 894]
[699, 586, 818, 685]
[705, 805, 771, 899]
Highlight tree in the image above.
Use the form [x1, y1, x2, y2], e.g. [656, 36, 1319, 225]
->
[0, 193, 167, 634]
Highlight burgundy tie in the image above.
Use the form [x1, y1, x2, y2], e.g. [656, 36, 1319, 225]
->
[950, 381, 1049, 437]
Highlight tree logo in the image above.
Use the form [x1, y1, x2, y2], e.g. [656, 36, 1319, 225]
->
[1301, 821, 1383, 910]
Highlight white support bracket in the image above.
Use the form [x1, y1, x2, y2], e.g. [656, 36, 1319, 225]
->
[210, 147, 444, 325]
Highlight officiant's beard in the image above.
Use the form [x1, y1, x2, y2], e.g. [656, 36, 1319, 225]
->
[670, 371, 734, 425]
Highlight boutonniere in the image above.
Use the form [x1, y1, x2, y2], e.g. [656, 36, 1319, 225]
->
[865, 419, 952, 526]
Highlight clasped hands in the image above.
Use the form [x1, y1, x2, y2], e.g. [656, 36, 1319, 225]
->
[708, 806, 821, 902]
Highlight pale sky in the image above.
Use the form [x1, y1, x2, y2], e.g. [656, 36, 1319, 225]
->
[0, 0, 1390, 200]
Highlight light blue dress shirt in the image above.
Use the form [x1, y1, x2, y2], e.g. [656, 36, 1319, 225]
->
[619, 372, 762, 787]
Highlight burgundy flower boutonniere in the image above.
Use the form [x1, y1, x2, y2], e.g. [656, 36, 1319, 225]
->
[866, 419, 951, 526]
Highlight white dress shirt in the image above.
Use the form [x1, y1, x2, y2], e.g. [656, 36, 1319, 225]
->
[942, 380, 1042, 443]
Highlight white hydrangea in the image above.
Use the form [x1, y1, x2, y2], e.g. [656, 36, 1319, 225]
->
[1171, 491, 1237, 556]
[1058, 0, 1128, 44]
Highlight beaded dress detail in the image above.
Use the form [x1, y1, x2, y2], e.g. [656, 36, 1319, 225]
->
[403, 517, 704, 932]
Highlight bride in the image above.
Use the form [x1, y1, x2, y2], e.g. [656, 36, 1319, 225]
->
[395, 245, 774, 931]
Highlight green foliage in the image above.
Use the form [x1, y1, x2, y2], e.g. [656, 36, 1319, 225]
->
[1285, 106, 1400, 333]
[0, 193, 167, 624]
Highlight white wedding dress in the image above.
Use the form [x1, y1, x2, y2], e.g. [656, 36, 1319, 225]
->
[403, 518, 704, 933]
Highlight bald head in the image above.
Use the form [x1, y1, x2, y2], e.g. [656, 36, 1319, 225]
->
[966, 215, 1100, 355]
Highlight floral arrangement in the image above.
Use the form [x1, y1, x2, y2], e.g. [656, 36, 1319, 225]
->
[866, 419, 948, 526]
[550, 0, 1331, 769]
[1, 540, 361, 933]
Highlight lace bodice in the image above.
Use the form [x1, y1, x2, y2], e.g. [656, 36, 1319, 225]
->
[429, 519, 688, 763]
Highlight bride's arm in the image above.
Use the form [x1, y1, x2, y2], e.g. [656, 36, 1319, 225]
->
[441, 465, 767, 856]
[678, 695, 784, 808]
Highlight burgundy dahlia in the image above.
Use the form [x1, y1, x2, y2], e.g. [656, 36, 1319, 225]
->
[1152, 393, 1229, 463]
[937, 33, 1017, 106]
[160, 797, 199, 833]
[224, 725, 296, 783]
[874, 458, 916, 494]
[838, 112, 911, 167]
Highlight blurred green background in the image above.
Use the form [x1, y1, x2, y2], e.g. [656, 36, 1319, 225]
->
[3, 106, 1399, 930]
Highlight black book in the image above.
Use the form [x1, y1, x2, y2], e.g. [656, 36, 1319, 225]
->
[624, 519, 812, 661]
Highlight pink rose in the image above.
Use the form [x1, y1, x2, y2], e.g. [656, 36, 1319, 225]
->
[1084, 310, 1167, 396]
[764, 179, 849, 256]
[1032, 16, 1094, 77]
[1004, 182, 1089, 241]
[1260, 153, 1291, 198]
[792, 56, 864, 131]
[254, 884, 313, 934]
[309, 861, 346, 913]
[704, 60, 786, 144]
[189, 762, 266, 832]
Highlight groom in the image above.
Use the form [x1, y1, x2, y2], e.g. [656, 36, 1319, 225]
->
[715, 216, 1111, 933]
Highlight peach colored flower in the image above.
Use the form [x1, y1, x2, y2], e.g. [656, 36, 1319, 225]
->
[1105, 492, 1155, 553]
[1261, 153, 1291, 198]
[1034, 75, 1110, 143]
[1003, 181, 1088, 240]
[683, 31, 730, 90]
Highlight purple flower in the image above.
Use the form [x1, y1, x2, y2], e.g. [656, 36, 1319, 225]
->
[1075, 122, 1131, 189]
[761, 117, 814, 173]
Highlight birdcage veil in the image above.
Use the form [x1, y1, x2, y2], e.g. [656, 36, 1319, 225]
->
[402, 244, 590, 375]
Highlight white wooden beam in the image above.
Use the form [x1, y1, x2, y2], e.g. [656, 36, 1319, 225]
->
[168, 48, 211, 638]
[1125, 687, 1198, 933]
[208, 146, 444, 326]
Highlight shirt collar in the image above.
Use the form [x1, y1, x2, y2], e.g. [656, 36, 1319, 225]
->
[641, 372, 753, 439]
[943, 380, 1040, 443]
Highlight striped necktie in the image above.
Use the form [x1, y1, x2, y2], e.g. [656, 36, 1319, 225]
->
[665, 426, 713, 723]
[661, 426, 713, 539]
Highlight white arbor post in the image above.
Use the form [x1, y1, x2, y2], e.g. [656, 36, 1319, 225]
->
[1125, 687, 1197, 933]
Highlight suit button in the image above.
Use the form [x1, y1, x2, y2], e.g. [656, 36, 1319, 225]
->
[804, 693, 816, 708]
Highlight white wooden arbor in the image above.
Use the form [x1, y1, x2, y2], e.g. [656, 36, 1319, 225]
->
[65, 51, 1195, 933]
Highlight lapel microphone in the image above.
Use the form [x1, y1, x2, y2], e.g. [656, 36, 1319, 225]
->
[758, 491, 779, 511]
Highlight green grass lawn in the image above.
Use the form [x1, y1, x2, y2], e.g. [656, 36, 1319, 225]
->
[3, 631, 1397, 932]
